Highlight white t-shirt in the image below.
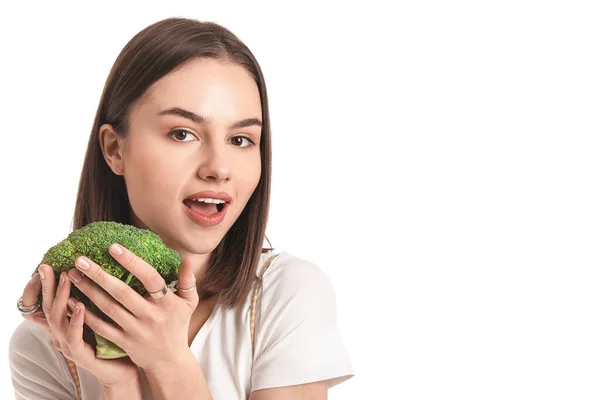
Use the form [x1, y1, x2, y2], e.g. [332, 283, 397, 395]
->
[9, 250, 355, 399]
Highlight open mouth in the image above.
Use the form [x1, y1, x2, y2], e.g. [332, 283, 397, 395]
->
[183, 199, 226, 216]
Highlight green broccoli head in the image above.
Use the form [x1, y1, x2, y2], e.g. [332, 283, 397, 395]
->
[33, 221, 182, 359]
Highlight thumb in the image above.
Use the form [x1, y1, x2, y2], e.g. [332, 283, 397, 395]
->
[176, 256, 198, 305]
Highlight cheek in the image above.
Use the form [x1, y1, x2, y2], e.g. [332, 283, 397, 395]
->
[242, 164, 262, 205]
[241, 158, 261, 189]
[126, 153, 180, 203]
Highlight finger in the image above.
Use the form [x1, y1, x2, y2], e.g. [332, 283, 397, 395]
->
[50, 272, 72, 334]
[68, 267, 137, 329]
[67, 297, 126, 352]
[64, 300, 96, 365]
[40, 264, 57, 321]
[176, 256, 199, 307]
[21, 272, 51, 332]
[108, 243, 170, 302]
[21, 273, 42, 308]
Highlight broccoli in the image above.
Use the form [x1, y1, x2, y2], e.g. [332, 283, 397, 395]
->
[32, 221, 182, 360]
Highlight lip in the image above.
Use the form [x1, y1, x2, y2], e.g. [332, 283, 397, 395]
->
[183, 201, 230, 227]
[185, 190, 232, 203]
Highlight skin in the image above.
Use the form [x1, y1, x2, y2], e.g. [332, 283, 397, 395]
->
[20, 58, 327, 398]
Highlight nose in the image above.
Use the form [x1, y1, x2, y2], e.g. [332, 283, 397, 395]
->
[197, 143, 231, 183]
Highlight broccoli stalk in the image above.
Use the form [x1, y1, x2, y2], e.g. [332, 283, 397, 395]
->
[124, 273, 134, 285]
[32, 221, 182, 360]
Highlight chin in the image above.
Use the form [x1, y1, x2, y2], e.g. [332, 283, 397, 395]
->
[183, 232, 225, 253]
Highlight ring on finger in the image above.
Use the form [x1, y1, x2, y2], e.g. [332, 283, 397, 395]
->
[17, 296, 42, 315]
[176, 282, 197, 292]
[148, 283, 170, 299]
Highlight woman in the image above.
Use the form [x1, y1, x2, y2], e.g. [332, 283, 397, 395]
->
[9, 17, 354, 400]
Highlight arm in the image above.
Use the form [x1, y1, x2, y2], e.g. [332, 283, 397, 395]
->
[101, 374, 143, 400]
[249, 381, 328, 400]
[143, 351, 213, 400]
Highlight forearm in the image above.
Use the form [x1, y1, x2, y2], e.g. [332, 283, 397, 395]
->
[101, 375, 143, 400]
[144, 352, 213, 400]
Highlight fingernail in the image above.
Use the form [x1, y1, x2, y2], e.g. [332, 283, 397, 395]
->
[39, 269, 46, 280]
[110, 244, 123, 256]
[69, 269, 83, 283]
[75, 257, 90, 270]
[68, 299, 80, 313]
[59, 273, 65, 286]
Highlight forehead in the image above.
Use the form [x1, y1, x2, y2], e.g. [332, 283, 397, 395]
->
[136, 58, 261, 120]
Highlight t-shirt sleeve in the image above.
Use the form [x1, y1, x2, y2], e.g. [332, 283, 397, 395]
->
[250, 254, 355, 392]
[8, 320, 78, 400]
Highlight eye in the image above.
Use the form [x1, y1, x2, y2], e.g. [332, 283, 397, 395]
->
[231, 136, 256, 149]
[168, 129, 197, 143]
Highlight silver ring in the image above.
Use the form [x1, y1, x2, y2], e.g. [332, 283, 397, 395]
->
[148, 283, 169, 299]
[17, 296, 41, 315]
[175, 282, 197, 293]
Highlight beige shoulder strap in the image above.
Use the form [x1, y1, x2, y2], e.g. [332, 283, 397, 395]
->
[65, 358, 82, 400]
[64, 251, 282, 398]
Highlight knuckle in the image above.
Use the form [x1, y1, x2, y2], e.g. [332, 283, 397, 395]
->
[41, 283, 52, 296]
[91, 267, 105, 283]
[104, 301, 119, 319]
[115, 286, 131, 304]
[126, 252, 138, 269]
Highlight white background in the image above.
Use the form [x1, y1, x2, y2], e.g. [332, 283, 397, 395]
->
[0, 1, 599, 399]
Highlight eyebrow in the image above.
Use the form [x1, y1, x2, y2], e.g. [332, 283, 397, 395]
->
[158, 107, 262, 130]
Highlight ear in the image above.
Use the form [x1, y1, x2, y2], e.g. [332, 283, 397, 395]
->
[98, 123, 126, 176]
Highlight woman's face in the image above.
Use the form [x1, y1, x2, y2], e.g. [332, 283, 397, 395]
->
[100, 58, 262, 269]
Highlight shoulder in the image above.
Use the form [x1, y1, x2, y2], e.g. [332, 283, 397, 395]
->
[254, 251, 339, 327]
[10, 319, 52, 355]
[259, 251, 336, 309]
[251, 252, 355, 391]
[9, 319, 61, 367]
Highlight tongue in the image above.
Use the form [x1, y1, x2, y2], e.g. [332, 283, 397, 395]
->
[185, 200, 219, 216]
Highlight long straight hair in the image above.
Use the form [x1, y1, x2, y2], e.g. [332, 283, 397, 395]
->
[71, 17, 274, 310]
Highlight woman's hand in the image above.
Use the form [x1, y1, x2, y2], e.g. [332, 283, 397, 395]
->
[66, 243, 200, 371]
[34, 263, 142, 388]
[19, 272, 52, 334]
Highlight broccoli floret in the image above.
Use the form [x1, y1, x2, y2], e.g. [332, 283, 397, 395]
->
[32, 221, 182, 359]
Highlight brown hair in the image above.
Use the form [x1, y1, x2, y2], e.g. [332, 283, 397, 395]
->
[71, 17, 274, 310]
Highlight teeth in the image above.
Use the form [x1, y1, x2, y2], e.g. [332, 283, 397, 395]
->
[193, 198, 226, 204]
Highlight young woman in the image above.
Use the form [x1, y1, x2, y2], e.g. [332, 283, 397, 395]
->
[10, 17, 354, 400]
